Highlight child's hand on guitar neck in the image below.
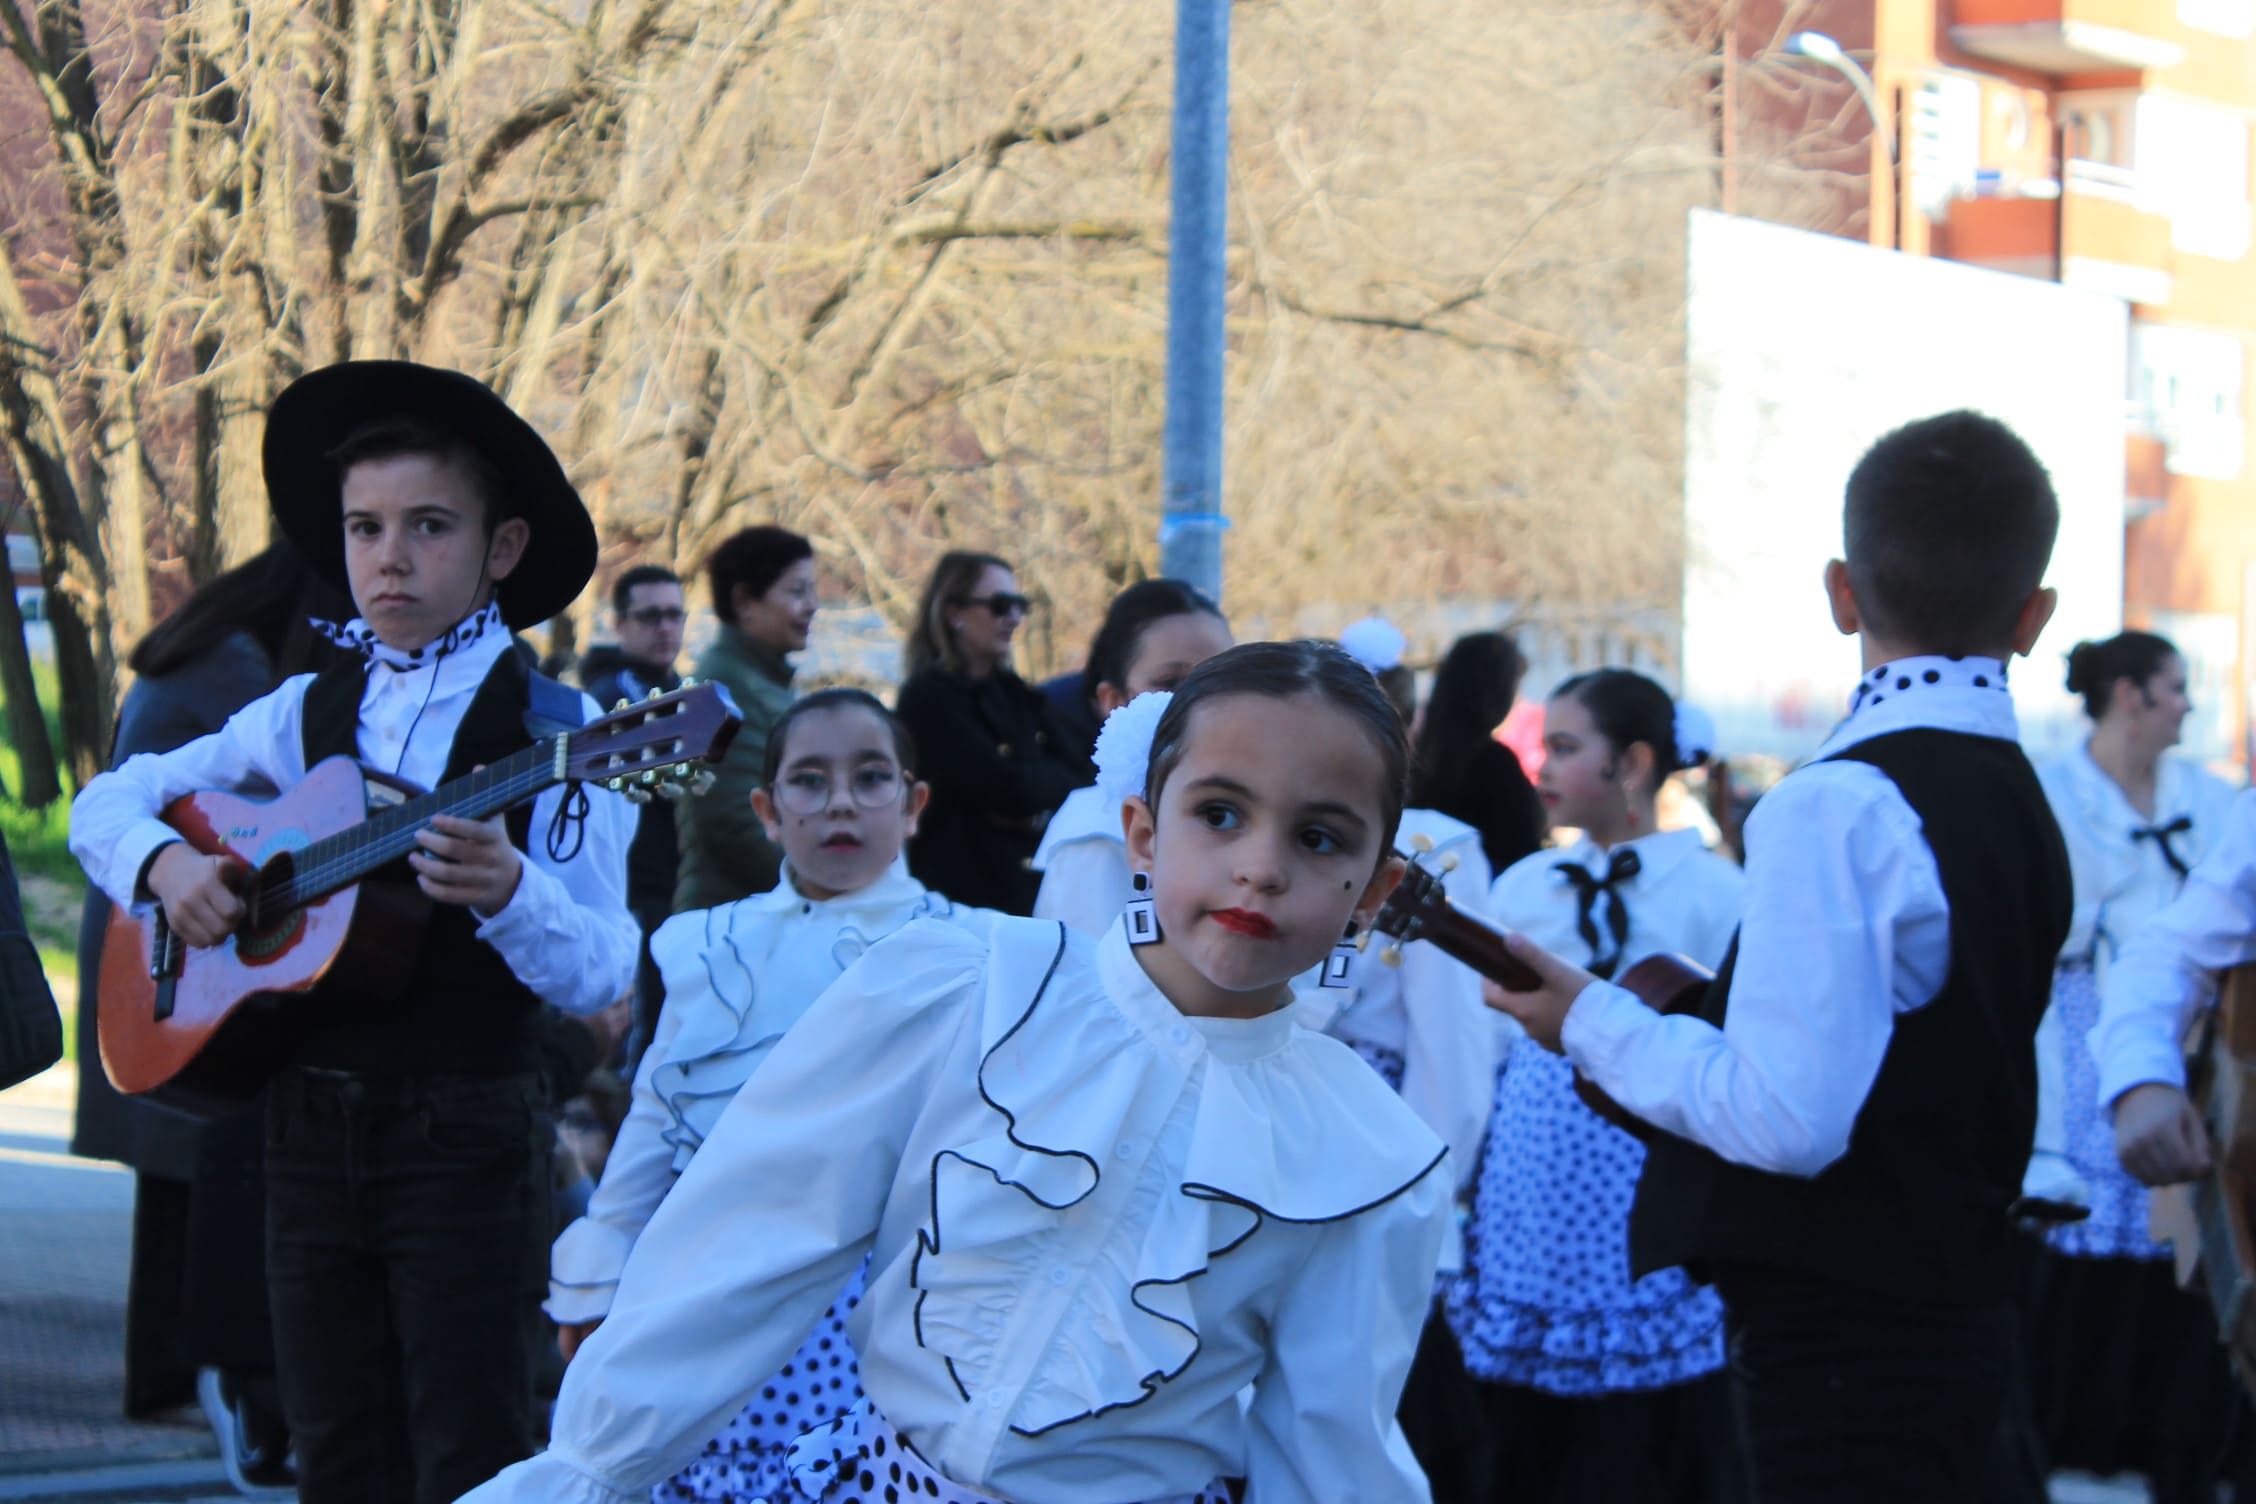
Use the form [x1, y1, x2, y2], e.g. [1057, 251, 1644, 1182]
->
[411, 811, 524, 916]
[1480, 932, 1601, 1054]
[146, 844, 251, 947]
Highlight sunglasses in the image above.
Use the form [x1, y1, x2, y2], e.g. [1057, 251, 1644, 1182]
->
[624, 606, 688, 627]
[958, 593, 1032, 618]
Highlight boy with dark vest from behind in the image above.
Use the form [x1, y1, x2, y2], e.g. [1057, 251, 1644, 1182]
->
[71, 362, 639, 1504]
[1489, 410, 2071, 1502]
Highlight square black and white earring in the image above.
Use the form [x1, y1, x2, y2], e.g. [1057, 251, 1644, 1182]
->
[1125, 871, 1162, 945]
[1320, 922, 1360, 989]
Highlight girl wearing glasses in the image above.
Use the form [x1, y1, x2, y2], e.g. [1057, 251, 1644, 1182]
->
[896, 551, 1090, 915]
[546, 688, 997, 1504]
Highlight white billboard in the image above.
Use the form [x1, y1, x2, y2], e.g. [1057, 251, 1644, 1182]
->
[1683, 209, 2128, 766]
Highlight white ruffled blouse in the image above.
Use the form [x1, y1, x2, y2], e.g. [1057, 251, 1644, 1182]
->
[1031, 783, 1132, 938]
[467, 917, 1451, 1504]
[547, 861, 985, 1324]
[2038, 742, 2237, 976]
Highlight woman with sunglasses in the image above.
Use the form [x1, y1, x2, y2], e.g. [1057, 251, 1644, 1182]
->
[895, 550, 1089, 912]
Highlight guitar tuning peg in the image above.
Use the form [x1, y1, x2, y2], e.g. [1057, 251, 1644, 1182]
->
[624, 786, 653, 805]
[1437, 853, 1460, 875]
[688, 769, 717, 797]
[679, 676, 697, 689]
[646, 686, 665, 701]
[1355, 928, 1376, 953]
[1409, 833, 1435, 855]
[1381, 945, 1404, 968]
[640, 768, 660, 785]
[613, 698, 631, 712]
[652, 780, 688, 801]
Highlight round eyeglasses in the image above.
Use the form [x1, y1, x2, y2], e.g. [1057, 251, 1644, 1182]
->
[773, 764, 907, 816]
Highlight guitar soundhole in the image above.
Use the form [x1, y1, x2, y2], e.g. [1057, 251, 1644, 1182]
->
[236, 909, 306, 961]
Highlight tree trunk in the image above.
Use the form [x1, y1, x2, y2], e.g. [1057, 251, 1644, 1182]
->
[0, 573, 62, 806]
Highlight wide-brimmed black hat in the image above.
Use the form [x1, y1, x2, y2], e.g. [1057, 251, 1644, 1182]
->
[263, 361, 598, 629]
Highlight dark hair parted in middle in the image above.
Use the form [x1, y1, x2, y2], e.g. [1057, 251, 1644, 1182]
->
[1082, 578, 1226, 700]
[1843, 410, 2059, 655]
[761, 686, 920, 787]
[1552, 667, 1702, 774]
[706, 525, 813, 626]
[2065, 630, 2179, 721]
[1143, 640, 1410, 856]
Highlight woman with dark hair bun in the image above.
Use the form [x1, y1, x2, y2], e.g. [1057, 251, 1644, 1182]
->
[2025, 630, 2247, 1495]
[894, 551, 1087, 913]
[1410, 631, 1546, 875]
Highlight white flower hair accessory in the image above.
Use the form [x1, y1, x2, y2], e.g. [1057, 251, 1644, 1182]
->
[1339, 616, 1407, 675]
[1094, 691, 1175, 807]
[1673, 702, 1717, 769]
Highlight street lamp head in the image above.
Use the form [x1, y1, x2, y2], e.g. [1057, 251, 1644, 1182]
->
[1788, 31, 1846, 62]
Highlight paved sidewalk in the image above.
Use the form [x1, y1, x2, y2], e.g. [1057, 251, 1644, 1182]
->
[0, 1063, 218, 1488]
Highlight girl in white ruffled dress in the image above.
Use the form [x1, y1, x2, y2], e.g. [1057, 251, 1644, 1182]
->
[465, 641, 1455, 1504]
[1445, 668, 1744, 1502]
[547, 688, 996, 1503]
[1032, 579, 1231, 935]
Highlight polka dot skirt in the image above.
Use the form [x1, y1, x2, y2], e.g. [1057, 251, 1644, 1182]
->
[755, 1399, 1234, 1504]
[2041, 965, 2173, 1263]
[1444, 1041, 1725, 1397]
[654, 1260, 871, 1504]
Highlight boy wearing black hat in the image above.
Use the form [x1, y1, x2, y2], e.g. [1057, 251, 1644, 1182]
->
[1489, 412, 2071, 1502]
[71, 363, 639, 1504]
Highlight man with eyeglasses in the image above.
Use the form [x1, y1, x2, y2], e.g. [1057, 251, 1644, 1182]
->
[580, 564, 688, 1065]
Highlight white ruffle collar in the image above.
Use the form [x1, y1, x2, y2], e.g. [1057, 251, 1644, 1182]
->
[912, 917, 1447, 1435]
[315, 599, 507, 677]
[1549, 825, 1707, 890]
[650, 860, 956, 1165]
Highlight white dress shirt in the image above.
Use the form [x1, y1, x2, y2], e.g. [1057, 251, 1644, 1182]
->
[1489, 825, 1742, 982]
[1031, 784, 1132, 938]
[70, 618, 638, 1017]
[1559, 657, 2012, 1177]
[464, 917, 1451, 1504]
[2094, 788, 2256, 1105]
[549, 862, 992, 1323]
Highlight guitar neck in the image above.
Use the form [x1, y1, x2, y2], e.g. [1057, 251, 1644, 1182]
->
[254, 739, 563, 913]
[1401, 886, 1544, 992]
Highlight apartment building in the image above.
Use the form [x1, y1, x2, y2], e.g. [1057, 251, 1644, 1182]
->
[1718, 0, 2256, 765]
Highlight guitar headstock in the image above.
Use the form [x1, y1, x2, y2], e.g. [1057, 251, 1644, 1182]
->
[1374, 847, 1449, 946]
[566, 681, 744, 802]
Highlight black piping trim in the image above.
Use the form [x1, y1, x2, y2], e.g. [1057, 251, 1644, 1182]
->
[1007, 1142, 1452, 1438]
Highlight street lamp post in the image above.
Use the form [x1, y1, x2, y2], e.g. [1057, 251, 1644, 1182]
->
[1786, 31, 1898, 247]
[1160, 0, 1231, 601]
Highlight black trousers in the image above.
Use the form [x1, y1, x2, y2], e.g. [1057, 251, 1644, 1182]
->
[264, 1067, 552, 1504]
[1720, 1273, 2015, 1504]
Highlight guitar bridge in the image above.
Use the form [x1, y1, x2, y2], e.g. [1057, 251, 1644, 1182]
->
[149, 907, 183, 1022]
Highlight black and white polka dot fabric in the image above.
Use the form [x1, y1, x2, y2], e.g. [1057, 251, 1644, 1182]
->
[1849, 655, 2010, 716]
[756, 1399, 1234, 1504]
[1344, 1037, 1407, 1093]
[655, 1260, 870, 1503]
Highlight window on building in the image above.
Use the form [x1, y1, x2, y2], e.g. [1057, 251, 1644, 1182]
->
[2132, 323, 2247, 481]
[2137, 96, 2253, 260]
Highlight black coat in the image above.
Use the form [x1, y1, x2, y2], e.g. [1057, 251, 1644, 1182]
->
[0, 828, 62, 1091]
[72, 631, 275, 1174]
[895, 666, 1089, 914]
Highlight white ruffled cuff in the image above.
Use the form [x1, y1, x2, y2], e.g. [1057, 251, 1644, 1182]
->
[546, 1217, 635, 1324]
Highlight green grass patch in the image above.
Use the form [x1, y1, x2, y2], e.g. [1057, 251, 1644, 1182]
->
[2, 657, 85, 957]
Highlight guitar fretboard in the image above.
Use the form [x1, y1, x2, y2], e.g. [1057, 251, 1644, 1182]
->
[253, 739, 562, 915]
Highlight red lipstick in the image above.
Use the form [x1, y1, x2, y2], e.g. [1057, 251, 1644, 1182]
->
[1210, 908, 1277, 939]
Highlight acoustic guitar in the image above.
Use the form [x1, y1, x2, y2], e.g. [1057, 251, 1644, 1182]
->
[97, 681, 740, 1108]
[1372, 852, 1711, 1136]
[2159, 962, 2256, 1392]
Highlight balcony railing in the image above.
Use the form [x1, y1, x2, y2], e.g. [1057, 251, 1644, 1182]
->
[1939, 162, 2173, 305]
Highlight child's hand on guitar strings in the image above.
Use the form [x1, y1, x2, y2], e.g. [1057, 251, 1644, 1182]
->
[1480, 932, 1600, 1054]
[145, 844, 250, 947]
[411, 811, 524, 915]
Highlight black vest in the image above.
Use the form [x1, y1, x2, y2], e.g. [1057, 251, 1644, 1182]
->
[290, 650, 550, 1077]
[1627, 727, 2071, 1303]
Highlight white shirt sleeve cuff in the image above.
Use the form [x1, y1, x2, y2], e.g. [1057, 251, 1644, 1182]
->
[2097, 1047, 2188, 1108]
[115, 823, 190, 908]
[1558, 979, 1650, 1070]
[546, 1217, 633, 1324]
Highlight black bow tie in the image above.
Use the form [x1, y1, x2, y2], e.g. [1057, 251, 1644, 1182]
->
[1557, 847, 1642, 980]
[2132, 815, 2194, 881]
